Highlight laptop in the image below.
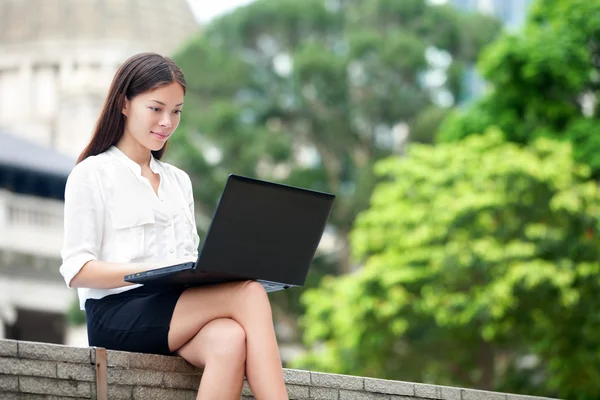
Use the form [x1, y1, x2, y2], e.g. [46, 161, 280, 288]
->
[124, 174, 335, 292]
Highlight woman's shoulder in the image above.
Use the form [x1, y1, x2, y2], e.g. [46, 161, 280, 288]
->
[67, 152, 114, 182]
[69, 154, 104, 176]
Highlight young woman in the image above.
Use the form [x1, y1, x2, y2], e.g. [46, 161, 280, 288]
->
[59, 53, 289, 400]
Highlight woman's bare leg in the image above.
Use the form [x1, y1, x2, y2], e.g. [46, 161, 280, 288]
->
[176, 318, 246, 400]
[168, 281, 288, 399]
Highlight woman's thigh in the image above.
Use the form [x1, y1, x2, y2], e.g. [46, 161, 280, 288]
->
[168, 280, 267, 352]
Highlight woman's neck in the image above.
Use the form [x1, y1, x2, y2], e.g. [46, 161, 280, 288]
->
[116, 135, 151, 168]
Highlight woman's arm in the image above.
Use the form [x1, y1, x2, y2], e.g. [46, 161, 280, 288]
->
[69, 260, 153, 289]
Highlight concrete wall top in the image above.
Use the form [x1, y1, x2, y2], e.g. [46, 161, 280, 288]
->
[0, 339, 560, 400]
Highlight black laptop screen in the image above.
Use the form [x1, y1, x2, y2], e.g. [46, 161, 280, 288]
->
[196, 175, 334, 286]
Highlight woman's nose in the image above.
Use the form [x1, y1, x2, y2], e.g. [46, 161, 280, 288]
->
[159, 115, 172, 128]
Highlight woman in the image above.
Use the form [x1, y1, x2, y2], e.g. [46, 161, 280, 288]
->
[59, 53, 289, 400]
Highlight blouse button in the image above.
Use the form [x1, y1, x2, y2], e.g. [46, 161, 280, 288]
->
[168, 221, 173, 226]
[170, 249, 175, 254]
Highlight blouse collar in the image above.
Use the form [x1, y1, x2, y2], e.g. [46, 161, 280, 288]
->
[107, 146, 161, 176]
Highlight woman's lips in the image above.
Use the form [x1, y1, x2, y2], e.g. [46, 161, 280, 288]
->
[151, 131, 169, 140]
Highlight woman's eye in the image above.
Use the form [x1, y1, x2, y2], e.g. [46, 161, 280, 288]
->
[174, 110, 182, 115]
[149, 107, 161, 112]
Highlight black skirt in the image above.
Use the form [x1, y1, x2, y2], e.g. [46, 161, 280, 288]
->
[85, 285, 186, 356]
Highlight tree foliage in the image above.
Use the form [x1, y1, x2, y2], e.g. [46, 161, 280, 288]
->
[438, 0, 600, 177]
[295, 130, 600, 399]
[168, 0, 500, 324]
[170, 0, 501, 257]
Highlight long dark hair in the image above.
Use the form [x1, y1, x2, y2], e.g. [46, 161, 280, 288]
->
[77, 53, 187, 164]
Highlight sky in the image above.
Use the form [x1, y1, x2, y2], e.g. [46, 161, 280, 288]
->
[186, 0, 256, 23]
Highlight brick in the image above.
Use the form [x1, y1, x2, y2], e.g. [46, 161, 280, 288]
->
[18, 341, 90, 364]
[284, 368, 311, 385]
[242, 380, 253, 396]
[0, 358, 56, 378]
[415, 383, 441, 399]
[311, 372, 364, 390]
[463, 389, 507, 400]
[19, 376, 92, 398]
[365, 377, 414, 396]
[107, 368, 163, 386]
[340, 389, 390, 400]
[133, 386, 197, 400]
[310, 386, 339, 399]
[439, 386, 461, 400]
[507, 395, 557, 400]
[162, 371, 200, 390]
[108, 384, 134, 400]
[129, 352, 199, 373]
[287, 384, 310, 399]
[0, 394, 65, 400]
[0, 373, 19, 391]
[392, 397, 430, 400]
[57, 362, 96, 381]
[106, 350, 130, 368]
[0, 340, 18, 357]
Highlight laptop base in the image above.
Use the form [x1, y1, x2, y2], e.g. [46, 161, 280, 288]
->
[125, 267, 294, 293]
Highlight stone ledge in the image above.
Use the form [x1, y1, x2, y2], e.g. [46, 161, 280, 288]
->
[0, 339, 560, 400]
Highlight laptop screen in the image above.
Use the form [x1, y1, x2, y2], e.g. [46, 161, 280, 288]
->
[196, 175, 335, 286]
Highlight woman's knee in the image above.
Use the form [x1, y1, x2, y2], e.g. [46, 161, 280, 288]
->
[203, 319, 247, 362]
[239, 280, 272, 314]
[239, 280, 268, 300]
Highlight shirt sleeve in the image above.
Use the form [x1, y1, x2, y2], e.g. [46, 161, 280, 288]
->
[59, 164, 104, 287]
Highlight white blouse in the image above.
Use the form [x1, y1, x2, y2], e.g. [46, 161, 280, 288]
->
[60, 146, 200, 309]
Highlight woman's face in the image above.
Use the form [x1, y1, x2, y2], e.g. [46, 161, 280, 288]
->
[121, 82, 184, 152]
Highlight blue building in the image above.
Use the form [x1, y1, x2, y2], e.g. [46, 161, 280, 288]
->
[451, 0, 532, 30]
[451, 0, 533, 103]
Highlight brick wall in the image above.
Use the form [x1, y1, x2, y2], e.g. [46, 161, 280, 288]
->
[0, 339, 558, 400]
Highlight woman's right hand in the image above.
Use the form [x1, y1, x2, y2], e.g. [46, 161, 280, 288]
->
[69, 260, 155, 289]
[69, 257, 195, 289]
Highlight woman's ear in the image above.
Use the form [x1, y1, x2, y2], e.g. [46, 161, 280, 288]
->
[121, 95, 130, 117]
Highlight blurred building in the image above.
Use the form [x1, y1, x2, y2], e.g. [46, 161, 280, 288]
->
[0, 130, 74, 343]
[0, 0, 198, 158]
[450, 0, 533, 103]
[0, 0, 198, 345]
[451, 0, 532, 30]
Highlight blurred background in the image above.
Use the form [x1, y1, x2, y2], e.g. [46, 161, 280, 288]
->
[1, 0, 598, 398]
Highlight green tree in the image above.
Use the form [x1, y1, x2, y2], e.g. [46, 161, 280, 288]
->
[438, 0, 600, 177]
[168, 0, 501, 325]
[294, 130, 600, 399]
